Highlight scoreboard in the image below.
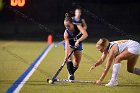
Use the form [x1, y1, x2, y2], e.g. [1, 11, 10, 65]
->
[11, 0, 25, 7]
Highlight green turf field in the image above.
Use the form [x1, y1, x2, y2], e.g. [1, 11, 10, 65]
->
[0, 41, 140, 93]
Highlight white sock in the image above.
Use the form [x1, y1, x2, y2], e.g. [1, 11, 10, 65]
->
[133, 68, 140, 75]
[110, 63, 121, 81]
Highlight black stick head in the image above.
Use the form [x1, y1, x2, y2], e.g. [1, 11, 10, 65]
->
[46, 79, 50, 82]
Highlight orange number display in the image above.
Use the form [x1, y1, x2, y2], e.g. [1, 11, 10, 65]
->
[11, 0, 25, 7]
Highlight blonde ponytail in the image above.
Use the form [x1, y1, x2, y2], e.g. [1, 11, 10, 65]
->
[96, 38, 109, 49]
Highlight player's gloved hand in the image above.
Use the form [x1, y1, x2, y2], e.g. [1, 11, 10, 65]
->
[96, 79, 102, 85]
[75, 40, 79, 48]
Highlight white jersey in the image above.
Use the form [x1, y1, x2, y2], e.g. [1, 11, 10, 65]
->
[108, 40, 140, 55]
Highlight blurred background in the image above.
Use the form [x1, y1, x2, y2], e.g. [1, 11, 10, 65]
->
[0, 0, 140, 42]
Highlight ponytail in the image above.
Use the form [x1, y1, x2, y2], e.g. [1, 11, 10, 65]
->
[64, 13, 72, 23]
[97, 38, 109, 49]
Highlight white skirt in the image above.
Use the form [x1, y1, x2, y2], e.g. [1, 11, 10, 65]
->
[127, 40, 140, 55]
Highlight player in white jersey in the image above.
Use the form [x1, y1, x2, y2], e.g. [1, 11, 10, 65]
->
[89, 38, 140, 86]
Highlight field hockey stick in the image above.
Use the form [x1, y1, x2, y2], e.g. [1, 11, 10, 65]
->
[50, 47, 76, 84]
[55, 40, 65, 47]
[49, 79, 95, 83]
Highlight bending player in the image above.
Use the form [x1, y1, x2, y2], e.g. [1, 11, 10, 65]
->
[89, 38, 140, 86]
[64, 13, 88, 80]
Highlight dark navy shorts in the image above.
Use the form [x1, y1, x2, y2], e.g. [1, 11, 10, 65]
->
[64, 42, 83, 51]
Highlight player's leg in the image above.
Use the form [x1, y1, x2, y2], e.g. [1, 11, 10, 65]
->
[106, 49, 134, 86]
[73, 43, 82, 74]
[127, 55, 140, 75]
[127, 41, 140, 75]
[68, 50, 82, 80]
[73, 50, 82, 74]
[66, 48, 75, 80]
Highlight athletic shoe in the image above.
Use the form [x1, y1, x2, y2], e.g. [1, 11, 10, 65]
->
[105, 80, 118, 87]
[68, 74, 75, 80]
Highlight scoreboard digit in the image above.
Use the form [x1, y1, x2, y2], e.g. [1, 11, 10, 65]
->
[11, 0, 25, 7]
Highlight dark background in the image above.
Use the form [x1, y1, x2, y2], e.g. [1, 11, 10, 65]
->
[0, 0, 140, 42]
